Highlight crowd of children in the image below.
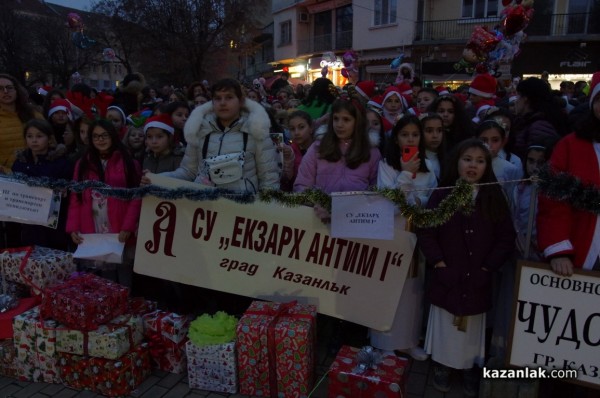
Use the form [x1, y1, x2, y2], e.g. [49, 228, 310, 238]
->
[1, 68, 600, 397]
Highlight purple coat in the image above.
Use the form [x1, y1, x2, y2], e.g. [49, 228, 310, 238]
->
[417, 189, 515, 316]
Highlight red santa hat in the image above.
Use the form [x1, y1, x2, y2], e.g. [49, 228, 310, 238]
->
[589, 71, 600, 109]
[144, 114, 174, 135]
[367, 94, 384, 110]
[383, 86, 408, 110]
[37, 85, 53, 96]
[469, 73, 497, 98]
[435, 86, 450, 96]
[355, 80, 376, 100]
[471, 99, 496, 124]
[396, 82, 413, 95]
[454, 93, 468, 104]
[107, 105, 127, 124]
[48, 99, 72, 120]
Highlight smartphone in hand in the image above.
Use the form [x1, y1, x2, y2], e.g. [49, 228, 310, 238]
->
[401, 145, 418, 162]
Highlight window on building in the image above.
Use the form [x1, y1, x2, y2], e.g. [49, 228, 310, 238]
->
[374, 0, 397, 26]
[279, 20, 291, 46]
[462, 0, 498, 18]
[336, 4, 353, 48]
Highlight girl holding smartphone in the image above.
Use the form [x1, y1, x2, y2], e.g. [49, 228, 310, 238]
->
[370, 114, 437, 361]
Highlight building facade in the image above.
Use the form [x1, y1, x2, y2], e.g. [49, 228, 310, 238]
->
[266, 0, 599, 88]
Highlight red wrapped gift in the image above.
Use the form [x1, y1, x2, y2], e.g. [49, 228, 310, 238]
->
[142, 310, 189, 373]
[58, 343, 151, 397]
[0, 297, 38, 339]
[328, 346, 408, 398]
[237, 300, 316, 398]
[40, 274, 128, 331]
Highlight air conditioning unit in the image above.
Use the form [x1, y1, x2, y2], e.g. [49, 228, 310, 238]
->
[298, 12, 309, 23]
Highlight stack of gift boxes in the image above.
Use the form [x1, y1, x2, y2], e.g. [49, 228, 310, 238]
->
[0, 246, 75, 379]
[0, 246, 409, 396]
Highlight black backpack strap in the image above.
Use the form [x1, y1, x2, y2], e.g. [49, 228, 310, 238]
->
[242, 132, 248, 152]
[202, 133, 211, 159]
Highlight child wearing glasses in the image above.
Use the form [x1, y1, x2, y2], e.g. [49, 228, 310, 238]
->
[67, 118, 142, 287]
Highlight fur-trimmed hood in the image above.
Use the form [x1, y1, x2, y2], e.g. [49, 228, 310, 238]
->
[184, 98, 271, 146]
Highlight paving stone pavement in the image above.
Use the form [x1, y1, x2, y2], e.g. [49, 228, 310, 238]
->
[0, 315, 480, 398]
[0, 353, 480, 398]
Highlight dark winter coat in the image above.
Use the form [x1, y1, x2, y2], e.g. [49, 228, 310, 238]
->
[143, 150, 183, 174]
[11, 149, 73, 250]
[417, 189, 515, 316]
[513, 112, 560, 160]
[11, 149, 72, 180]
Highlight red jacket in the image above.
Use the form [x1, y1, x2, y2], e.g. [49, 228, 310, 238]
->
[66, 151, 142, 237]
[538, 133, 600, 269]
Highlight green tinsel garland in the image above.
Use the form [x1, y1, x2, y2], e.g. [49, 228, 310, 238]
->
[3, 173, 484, 228]
[260, 179, 474, 228]
[537, 167, 600, 214]
[380, 179, 474, 228]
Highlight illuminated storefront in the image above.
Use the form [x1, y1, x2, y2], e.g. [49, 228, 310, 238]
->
[512, 42, 599, 88]
[306, 57, 349, 86]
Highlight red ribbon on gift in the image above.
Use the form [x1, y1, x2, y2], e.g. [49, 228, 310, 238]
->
[143, 310, 188, 370]
[2, 246, 39, 294]
[244, 301, 314, 398]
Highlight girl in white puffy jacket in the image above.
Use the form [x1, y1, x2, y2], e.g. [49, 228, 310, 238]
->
[150, 78, 280, 193]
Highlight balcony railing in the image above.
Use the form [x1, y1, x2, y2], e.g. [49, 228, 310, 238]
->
[415, 12, 600, 42]
[297, 30, 352, 55]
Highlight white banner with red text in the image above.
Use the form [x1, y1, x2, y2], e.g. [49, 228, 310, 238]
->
[134, 181, 416, 331]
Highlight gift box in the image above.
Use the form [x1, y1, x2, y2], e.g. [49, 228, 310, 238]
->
[13, 306, 60, 383]
[59, 342, 151, 397]
[0, 297, 38, 339]
[56, 314, 144, 360]
[1, 246, 75, 295]
[40, 273, 129, 331]
[128, 297, 158, 316]
[0, 276, 31, 299]
[237, 301, 316, 398]
[186, 340, 237, 393]
[0, 339, 18, 378]
[327, 346, 408, 398]
[142, 310, 189, 373]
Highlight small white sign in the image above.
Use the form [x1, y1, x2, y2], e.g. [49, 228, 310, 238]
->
[0, 178, 60, 228]
[73, 233, 125, 263]
[330, 192, 395, 240]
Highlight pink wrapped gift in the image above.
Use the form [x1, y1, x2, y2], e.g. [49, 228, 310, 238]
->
[1, 246, 75, 295]
[40, 273, 129, 331]
[186, 340, 237, 393]
[142, 310, 190, 373]
[237, 301, 316, 398]
[13, 306, 60, 383]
